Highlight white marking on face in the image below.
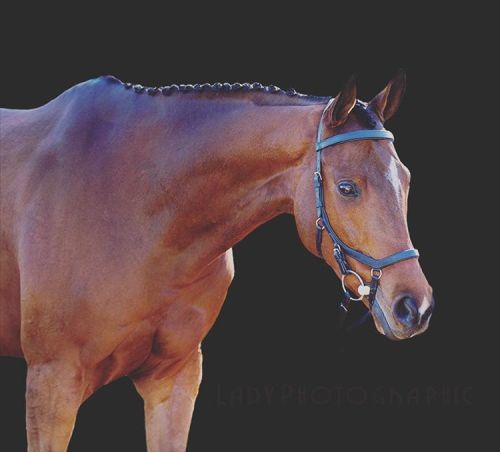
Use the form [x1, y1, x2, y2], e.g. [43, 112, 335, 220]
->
[386, 157, 402, 199]
[418, 297, 432, 316]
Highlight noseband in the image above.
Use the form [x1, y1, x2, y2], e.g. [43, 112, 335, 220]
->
[313, 101, 419, 327]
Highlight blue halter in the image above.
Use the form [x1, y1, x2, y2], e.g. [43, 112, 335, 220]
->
[313, 100, 419, 323]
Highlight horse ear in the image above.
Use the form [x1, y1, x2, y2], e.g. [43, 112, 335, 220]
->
[325, 75, 357, 128]
[369, 69, 406, 122]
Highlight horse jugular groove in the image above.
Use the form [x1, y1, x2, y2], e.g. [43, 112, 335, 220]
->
[0, 70, 432, 451]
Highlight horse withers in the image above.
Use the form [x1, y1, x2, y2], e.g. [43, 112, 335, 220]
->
[0, 72, 433, 451]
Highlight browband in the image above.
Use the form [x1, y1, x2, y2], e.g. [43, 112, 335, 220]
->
[316, 129, 394, 152]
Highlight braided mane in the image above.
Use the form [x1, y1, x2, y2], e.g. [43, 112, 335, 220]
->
[103, 75, 378, 125]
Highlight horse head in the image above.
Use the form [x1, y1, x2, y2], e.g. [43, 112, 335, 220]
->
[294, 71, 434, 340]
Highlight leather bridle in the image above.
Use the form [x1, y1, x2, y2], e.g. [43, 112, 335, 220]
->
[314, 100, 419, 327]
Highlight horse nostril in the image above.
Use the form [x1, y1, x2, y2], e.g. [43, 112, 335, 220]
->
[394, 296, 419, 328]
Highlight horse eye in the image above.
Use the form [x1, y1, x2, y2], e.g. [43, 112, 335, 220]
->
[337, 181, 359, 197]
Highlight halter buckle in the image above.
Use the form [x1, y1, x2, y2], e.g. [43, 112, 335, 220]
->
[333, 244, 349, 275]
[315, 217, 325, 230]
[370, 268, 383, 280]
[313, 171, 322, 181]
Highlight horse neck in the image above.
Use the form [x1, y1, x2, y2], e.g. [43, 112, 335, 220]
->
[155, 98, 324, 279]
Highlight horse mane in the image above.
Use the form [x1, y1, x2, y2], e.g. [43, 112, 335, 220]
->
[102, 75, 377, 125]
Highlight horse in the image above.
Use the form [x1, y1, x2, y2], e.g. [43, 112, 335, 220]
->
[0, 71, 434, 451]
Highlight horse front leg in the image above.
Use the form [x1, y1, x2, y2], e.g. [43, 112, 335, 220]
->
[131, 249, 234, 451]
[132, 347, 203, 452]
[25, 360, 85, 452]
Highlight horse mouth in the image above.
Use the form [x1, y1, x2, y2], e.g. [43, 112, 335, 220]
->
[371, 299, 405, 341]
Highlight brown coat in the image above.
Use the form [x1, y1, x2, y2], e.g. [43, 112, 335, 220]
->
[0, 73, 432, 451]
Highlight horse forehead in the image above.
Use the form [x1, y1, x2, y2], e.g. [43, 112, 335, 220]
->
[368, 144, 406, 193]
[331, 140, 396, 170]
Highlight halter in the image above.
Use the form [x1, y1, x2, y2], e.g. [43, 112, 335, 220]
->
[314, 100, 419, 327]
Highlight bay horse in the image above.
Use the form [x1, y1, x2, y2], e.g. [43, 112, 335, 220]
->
[0, 72, 434, 451]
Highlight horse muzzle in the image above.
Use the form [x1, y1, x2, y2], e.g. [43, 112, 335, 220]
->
[371, 293, 435, 341]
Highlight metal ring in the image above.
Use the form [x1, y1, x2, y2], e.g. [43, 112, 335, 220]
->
[370, 268, 383, 280]
[315, 218, 325, 230]
[341, 270, 365, 301]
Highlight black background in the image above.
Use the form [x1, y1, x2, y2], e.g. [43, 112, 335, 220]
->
[0, 6, 475, 452]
